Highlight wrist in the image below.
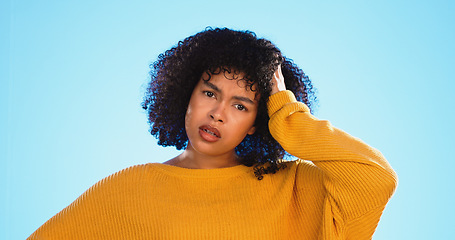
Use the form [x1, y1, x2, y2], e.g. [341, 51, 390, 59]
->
[270, 85, 286, 95]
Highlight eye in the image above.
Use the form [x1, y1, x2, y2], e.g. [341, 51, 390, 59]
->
[203, 91, 215, 98]
[235, 104, 247, 111]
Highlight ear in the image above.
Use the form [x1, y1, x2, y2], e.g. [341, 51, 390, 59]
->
[247, 126, 256, 135]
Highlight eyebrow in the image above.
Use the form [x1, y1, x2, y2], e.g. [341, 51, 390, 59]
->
[203, 81, 255, 105]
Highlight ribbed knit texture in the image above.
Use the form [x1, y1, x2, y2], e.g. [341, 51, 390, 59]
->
[28, 90, 397, 240]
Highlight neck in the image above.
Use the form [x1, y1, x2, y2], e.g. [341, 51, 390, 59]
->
[166, 147, 240, 169]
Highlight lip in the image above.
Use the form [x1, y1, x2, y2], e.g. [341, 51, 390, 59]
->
[199, 125, 221, 142]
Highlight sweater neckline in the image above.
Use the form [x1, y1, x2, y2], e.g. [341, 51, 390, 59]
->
[149, 163, 253, 179]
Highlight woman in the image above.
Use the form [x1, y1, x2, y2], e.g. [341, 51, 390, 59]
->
[28, 27, 397, 239]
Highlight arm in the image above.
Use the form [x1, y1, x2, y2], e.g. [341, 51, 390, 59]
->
[269, 66, 397, 238]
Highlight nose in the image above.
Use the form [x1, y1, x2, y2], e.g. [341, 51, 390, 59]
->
[210, 114, 223, 123]
[209, 104, 225, 123]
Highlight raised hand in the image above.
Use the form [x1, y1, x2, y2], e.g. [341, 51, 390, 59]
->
[270, 64, 286, 95]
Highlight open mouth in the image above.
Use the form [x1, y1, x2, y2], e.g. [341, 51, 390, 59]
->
[202, 128, 219, 137]
[199, 125, 221, 139]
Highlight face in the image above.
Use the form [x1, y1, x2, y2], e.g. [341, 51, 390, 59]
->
[184, 71, 259, 158]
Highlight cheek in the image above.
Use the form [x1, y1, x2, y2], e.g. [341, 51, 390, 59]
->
[233, 115, 256, 134]
[184, 97, 205, 134]
[246, 109, 258, 125]
[184, 107, 194, 133]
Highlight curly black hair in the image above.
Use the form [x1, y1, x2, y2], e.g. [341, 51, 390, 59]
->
[142, 27, 316, 179]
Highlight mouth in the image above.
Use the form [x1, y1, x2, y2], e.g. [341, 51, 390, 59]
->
[199, 125, 221, 142]
[200, 125, 220, 137]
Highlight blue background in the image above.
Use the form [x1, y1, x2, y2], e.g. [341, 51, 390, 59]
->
[1, 0, 454, 239]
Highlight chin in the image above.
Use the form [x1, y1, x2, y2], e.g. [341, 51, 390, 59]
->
[188, 141, 235, 157]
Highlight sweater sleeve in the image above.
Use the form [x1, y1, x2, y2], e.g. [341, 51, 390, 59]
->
[267, 90, 397, 239]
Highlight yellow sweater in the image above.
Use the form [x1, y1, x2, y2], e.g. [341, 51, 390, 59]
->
[28, 91, 397, 239]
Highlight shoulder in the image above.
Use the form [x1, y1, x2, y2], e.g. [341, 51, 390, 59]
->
[279, 159, 324, 188]
[101, 163, 153, 181]
[86, 163, 160, 193]
[281, 159, 321, 173]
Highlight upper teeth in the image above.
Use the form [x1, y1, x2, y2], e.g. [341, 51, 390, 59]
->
[204, 129, 216, 136]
